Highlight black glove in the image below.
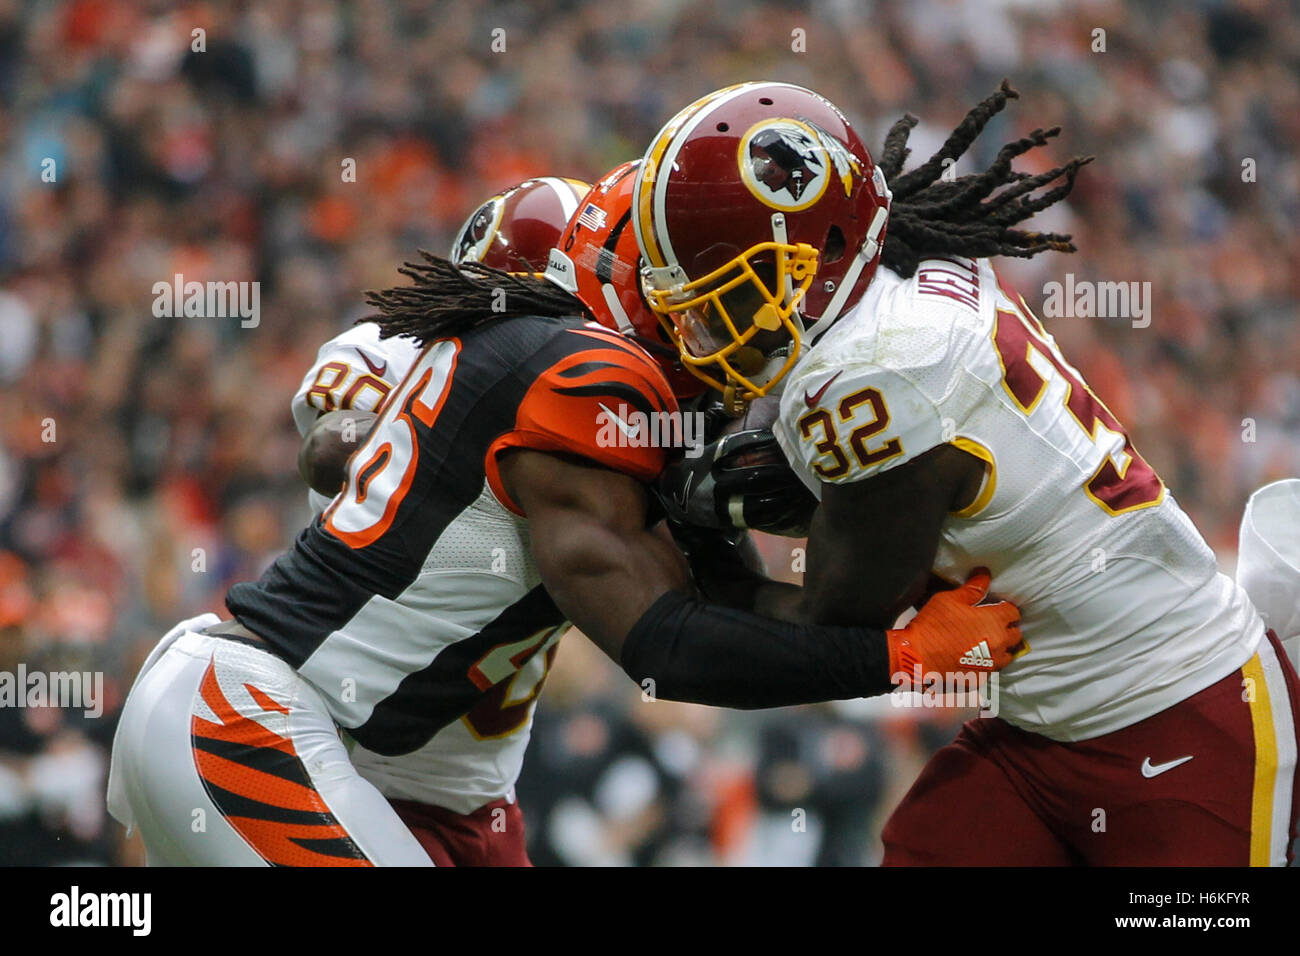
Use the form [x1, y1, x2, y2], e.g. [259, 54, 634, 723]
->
[657, 425, 819, 537]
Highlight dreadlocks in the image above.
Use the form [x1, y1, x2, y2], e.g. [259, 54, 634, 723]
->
[877, 80, 1093, 279]
[364, 253, 591, 345]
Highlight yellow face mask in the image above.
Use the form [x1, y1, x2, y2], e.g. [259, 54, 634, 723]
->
[643, 240, 819, 412]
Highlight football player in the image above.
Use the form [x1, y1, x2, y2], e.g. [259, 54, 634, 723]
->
[294, 176, 593, 511]
[639, 81, 1299, 865]
[293, 172, 792, 865]
[106, 161, 1022, 866]
[292, 176, 588, 864]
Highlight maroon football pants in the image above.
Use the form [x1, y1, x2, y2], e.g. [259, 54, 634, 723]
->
[882, 631, 1300, 866]
[389, 797, 532, 866]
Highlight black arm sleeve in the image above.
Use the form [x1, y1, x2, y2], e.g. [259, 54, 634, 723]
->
[665, 520, 768, 606]
[620, 590, 895, 708]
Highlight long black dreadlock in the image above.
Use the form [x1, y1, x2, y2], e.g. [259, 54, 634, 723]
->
[364, 255, 590, 345]
[877, 80, 1092, 278]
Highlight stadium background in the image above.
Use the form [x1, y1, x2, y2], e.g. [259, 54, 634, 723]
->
[0, 0, 1296, 865]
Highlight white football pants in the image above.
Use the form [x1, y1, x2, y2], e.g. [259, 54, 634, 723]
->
[107, 614, 433, 866]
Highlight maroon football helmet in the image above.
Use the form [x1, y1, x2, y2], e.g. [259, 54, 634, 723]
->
[451, 177, 591, 273]
[632, 82, 891, 407]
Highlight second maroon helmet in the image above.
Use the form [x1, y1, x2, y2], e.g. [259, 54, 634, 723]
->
[451, 176, 591, 273]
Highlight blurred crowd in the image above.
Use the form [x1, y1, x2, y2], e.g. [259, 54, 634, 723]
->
[0, 0, 1296, 864]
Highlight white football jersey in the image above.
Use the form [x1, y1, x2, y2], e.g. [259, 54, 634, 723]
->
[775, 256, 1263, 742]
[292, 322, 423, 513]
[289, 320, 559, 815]
[344, 634, 559, 816]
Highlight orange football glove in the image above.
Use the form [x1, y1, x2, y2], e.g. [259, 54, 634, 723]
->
[886, 569, 1022, 686]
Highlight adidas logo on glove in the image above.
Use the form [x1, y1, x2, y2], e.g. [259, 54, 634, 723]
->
[959, 640, 996, 668]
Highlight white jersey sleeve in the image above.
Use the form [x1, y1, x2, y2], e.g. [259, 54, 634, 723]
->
[291, 322, 423, 436]
[1237, 479, 1300, 665]
[777, 360, 948, 490]
[775, 266, 977, 493]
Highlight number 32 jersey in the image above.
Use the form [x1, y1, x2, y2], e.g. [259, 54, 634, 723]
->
[238, 315, 676, 812]
[775, 256, 1263, 742]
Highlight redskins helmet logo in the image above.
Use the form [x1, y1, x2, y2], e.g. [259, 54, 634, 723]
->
[738, 119, 864, 212]
[738, 119, 831, 211]
[806, 121, 865, 199]
[451, 196, 506, 265]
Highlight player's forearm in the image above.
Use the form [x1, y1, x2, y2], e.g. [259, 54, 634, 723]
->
[620, 590, 895, 708]
[666, 522, 792, 612]
[621, 567, 1024, 709]
[750, 580, 808, 623]
[677, 528, 810, 623]
[800, 500, 926, 627]
[541, 523, 692, 659]
[801, 446, 981, 627]
[689, 560, 807, 623]
[697, 576, 800, 617]
[548, 529, 886, 706]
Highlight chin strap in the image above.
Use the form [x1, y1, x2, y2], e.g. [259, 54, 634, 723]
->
[722, 384, 746, 416]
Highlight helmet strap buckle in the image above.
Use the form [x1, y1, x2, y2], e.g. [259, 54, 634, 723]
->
[722, 383, 748, 416]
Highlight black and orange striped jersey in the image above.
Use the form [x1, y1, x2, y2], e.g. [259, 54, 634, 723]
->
[226, 315, 679, 781]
